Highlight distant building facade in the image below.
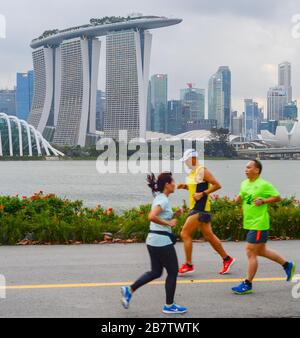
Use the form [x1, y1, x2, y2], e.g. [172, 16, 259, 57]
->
[260, 120, 278, 135]
[167, 100, 183, 135]
[231, 113, 244, 136]
[0, 90, 16, 116]
[96, 90, 106, 131]
[16, 71, 34, 121]
[283, 101, 298, 120]
[150, 74, 168, 133]
[208, 66, 231, 129]
[181, 84, 205, 121]
[278, 62, 292, 102]
[267, 86, 288, 121]
[244, 99, 259, 140]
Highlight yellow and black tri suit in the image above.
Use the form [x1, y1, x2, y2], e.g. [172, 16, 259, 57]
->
[187, 165, 212, 223]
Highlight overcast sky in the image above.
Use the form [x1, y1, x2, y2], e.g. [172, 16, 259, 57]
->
[1, 0, 300, 114]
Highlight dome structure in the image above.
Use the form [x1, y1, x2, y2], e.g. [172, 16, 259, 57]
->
[168, 130, 212, 141]
[0, 113, 64, 157]
[259, 121, 300, 148]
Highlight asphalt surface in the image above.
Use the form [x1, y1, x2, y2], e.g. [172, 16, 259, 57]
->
[0, 241, 299, 318]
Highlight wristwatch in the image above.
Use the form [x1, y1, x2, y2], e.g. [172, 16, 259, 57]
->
[202, 191, 208, 198]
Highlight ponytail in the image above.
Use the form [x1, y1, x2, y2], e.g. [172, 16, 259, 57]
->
[147, 172, 173, 196]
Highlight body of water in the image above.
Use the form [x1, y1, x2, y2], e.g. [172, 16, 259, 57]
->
[0, 160, 299, 211]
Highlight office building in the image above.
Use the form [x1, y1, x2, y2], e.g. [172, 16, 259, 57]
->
[267, 86, 288, 121]
[150, 74, 168, 133]
[278, 62, 292, 102]
[283, 101, 298, 120]
[181, 84, 205, 121]
[16, 71, 34, 121]
[244, 99, 259, 140]
[208, 66, 231, 129]
[0, 90, 16, 116]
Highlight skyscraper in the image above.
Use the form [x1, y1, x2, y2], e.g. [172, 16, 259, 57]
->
[96, 90, 106, 131]
[278, 62, 292, 102]
[208, 73, 221, 123]
[267, 86, 288, 121]
[0, 90, 16, 116]
[53, 38, 101, 146]
[28, 47, 56, 134]
[28, 16, 182, 146]
[208, 66, 231, 129]
[146, 80, 152, 131]
[104, 30, 151, 140]
[28, 38, 101, 147]
[16, 71, 34, 121]
[244, 99, 259, 140]
[167, 100, 183, 135]
[283, 101, 298, 120]
[231, 114, 243, 136]
[218, 66, 231, 130]
[150, 74, 168, 133]
[180, 84, 205, 121]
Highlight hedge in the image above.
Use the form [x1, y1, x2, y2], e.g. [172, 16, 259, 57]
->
[0, 192, 299, 245]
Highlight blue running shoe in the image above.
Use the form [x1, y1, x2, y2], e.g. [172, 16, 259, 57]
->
[232, 281, 253, 295]
[121, 286, 132, 309]
[163, 304, 188, 314]
[285, 261, 296, 282]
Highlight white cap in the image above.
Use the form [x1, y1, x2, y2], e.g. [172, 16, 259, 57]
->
[180, 149, 199, 162]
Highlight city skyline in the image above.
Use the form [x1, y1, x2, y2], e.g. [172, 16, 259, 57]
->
[1, 0, 300, 114]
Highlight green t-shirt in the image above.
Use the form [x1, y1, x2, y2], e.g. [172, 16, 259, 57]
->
[240, 177, 280, 231]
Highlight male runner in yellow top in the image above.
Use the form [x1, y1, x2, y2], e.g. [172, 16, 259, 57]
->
[232, 159, 296, 295]
[177, 149, 235, 276]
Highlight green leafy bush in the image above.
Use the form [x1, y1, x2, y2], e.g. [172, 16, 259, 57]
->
[0, 192, 299, 245]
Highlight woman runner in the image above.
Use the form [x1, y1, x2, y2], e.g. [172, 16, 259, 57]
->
[121, 172, 188, 314]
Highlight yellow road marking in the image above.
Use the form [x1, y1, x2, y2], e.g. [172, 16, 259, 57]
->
[0, 277, 297, 290]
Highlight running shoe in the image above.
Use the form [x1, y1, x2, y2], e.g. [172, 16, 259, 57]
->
[232, 281, 253, 295]
[284, 261, 296, 282]
[178, 264, 195, 276]
[220, 257, 236, 275]
[121, 286, 132, 309]
[163, 304, 188, 314]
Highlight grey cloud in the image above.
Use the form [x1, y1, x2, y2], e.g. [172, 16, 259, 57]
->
[0, 0, 300, 113]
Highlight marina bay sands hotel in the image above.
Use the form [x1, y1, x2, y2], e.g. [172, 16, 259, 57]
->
[28, 16, 182, 146]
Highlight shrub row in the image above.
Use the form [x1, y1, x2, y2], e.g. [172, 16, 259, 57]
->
[0, 192, 299, 245]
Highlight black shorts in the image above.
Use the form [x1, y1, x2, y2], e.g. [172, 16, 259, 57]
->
[189, 210, 212, 223]
[247, 230, 270, 244]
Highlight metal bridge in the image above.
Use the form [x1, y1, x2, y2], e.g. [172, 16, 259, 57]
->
[238, 147, 300, 159]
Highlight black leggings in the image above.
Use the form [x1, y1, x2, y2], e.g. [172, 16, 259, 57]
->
[131, 244, 179, 305]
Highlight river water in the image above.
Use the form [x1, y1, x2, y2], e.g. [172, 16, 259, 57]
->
[0, 160, 299, 211]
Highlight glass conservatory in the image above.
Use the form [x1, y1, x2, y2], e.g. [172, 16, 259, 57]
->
[0, 113, 64, 157]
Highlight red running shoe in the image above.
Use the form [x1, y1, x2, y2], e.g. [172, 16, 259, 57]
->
[178, 264, 195, 276]
[220, 257, 236, 275]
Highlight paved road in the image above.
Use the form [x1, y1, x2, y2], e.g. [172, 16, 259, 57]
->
[0, 241, 299, 318]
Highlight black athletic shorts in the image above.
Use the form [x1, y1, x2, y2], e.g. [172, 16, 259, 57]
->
[189, 209, 212, 223]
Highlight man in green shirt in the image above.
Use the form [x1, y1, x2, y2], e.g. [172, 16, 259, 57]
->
[232, 160, 296, 295]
